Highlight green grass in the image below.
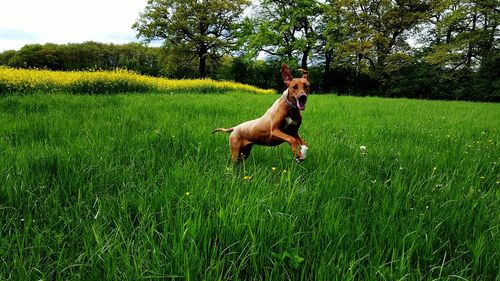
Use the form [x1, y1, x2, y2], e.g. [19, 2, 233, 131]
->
[0, 92, 498, 280]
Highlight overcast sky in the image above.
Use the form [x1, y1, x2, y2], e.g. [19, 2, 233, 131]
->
[0, 0, 150, 52]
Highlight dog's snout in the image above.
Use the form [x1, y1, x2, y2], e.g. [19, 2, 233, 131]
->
[298, 94, 307, 102]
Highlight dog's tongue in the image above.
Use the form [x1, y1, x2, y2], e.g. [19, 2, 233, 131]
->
[297, 100, 305, 111]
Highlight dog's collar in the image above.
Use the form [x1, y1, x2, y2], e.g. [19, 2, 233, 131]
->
[283, 89, 298, 109]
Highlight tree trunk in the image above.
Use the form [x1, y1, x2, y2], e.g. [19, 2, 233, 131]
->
[466, 12, 477, 68]
[355, 53, 361, 79]
[199, 54, 207, 78]
[199, 43, 208, 78]
[323, 50, 333, 92]
[301, 46, 311, 70]
[445, 27, 452, 44]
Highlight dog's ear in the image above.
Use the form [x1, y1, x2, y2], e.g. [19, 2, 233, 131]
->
[299, 68, 309, 81]
[281, 64, 293, 86]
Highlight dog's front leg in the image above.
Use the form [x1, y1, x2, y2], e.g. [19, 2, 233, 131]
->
[292, 134, 308, 161]
[271, 129, 302, 161]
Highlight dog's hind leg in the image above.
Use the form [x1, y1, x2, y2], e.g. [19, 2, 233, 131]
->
[229, 134, 242, 163]
[240, 143, 253, 160]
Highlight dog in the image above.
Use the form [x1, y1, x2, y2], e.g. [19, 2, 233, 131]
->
[212, 64, 309, 163]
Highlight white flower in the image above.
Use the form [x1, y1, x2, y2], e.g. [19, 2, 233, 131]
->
[360, 146, 367, 155]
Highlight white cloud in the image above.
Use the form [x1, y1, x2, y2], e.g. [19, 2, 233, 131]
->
[0, 0, 149, 51]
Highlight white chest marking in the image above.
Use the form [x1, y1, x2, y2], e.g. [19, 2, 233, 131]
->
[284, 117, 298, 128]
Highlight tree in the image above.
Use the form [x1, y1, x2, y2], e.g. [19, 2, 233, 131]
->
[319, 2, 351, 91]
[244, 0, 323, 69]
[133, 0, 249, 77]
[0, 50, 17, 66]
[0, 42, 163, 75]
[332, 0, 432, 77]
[420, 0, 499, 70]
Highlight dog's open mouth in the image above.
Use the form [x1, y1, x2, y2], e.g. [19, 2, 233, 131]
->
[297, 95, 307, 111]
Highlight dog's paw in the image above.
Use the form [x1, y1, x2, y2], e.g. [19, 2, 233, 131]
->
[300, 145, 308, 160]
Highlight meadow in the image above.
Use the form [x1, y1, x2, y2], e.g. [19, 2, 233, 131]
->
[0, 90, 498, 280]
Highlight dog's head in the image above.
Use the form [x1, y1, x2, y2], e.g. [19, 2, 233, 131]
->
[281, 64, 310, 111]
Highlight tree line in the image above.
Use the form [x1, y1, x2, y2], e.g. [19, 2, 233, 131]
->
[1, 0, 498, 101]
[0, 42, 162, 76]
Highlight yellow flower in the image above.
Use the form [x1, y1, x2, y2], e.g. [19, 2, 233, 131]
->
[283, 169, 287, 173]
[272, 167, 277, 171]
[0, 67, 275, 95]
[185, 192, 191, 196]
[244, 175, 252, 181]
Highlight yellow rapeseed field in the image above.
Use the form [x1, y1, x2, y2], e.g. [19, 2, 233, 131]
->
[0, 67, 275, 95]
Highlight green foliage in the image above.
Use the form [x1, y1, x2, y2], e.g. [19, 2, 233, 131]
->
[329, 0, 432, 75]
[384, 53, 500, 101]
[133, 0, 250, 77]
[243, 0, 324, 69]
[0, 93, 498, 280]
[0, 42, 162, 76]
[421, 0, 499, 69]
[214, 57, 282, 91]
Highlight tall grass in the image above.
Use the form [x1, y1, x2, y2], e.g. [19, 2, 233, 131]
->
[0, 92, 498, 280]
[0, 67, 275, 95]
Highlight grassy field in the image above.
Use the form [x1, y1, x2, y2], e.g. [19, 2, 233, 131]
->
[0, 92, 498, 280]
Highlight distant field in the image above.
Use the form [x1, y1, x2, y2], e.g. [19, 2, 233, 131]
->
[0, 67, 275, 95]
[0, 92, 498, 280]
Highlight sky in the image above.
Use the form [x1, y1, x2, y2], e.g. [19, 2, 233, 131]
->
[0, 0, 151, 52]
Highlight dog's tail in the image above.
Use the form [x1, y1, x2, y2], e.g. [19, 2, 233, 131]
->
[211, 127, 234, 134]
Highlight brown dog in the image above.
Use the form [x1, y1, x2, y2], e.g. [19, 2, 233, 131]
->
[212, 64, 310, 162]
